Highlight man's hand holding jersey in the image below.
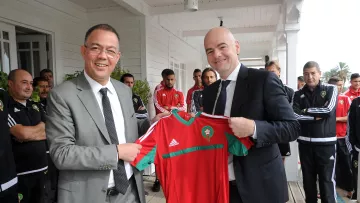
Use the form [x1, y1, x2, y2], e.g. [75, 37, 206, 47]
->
[228, 117, 255, 138]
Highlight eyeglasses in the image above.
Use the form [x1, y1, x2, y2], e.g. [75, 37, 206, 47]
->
[84, 45, 119, 59]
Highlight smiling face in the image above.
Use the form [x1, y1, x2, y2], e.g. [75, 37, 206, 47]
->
[204, 27, 240, 79]
[8, 70, 33, 103]
[81, 29, 120, 85]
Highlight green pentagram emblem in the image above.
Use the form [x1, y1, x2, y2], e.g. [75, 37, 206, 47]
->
[354, 160, 358, 169]
[32, 104, 39, 112]
[320, 91, 326, 98]
[133, 98, 138, 103]
[201, 126, 214, 142]
[18, 193, 23, 201]
[0, 100, 3, 111]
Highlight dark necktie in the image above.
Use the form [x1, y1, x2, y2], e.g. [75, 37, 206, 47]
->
[99, 88, 129, 194]
[215, 80, 231, 115]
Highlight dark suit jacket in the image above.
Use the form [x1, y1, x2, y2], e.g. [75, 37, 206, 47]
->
[202, 65, 300, 203]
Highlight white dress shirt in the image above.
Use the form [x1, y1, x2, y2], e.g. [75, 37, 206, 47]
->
[84, 71, 133, 188]
[221, 62, 257, 181]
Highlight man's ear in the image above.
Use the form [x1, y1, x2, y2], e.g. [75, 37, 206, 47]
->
[235, 41, 240, 55]
[80, 45, 86, 60]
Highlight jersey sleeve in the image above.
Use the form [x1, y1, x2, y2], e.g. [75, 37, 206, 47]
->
[226, 133, 254, 156]
[154, 89, 167, 113]
[131, 121, 160, 171]
[186, 88, 192, 106]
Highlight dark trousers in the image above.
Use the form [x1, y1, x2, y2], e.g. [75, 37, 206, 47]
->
[229, 181, 243, 203]
[18, 171, 46, 203]
[44, 155, 58, 203]
[335, 139, 353, 191]
[0, 185, 18, 203]
[299, 143, 336, 203]
[352, 150, 359, 198]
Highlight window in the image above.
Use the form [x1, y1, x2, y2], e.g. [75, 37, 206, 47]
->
[169, 59, 186, 94]
[0, 30, 11, 73]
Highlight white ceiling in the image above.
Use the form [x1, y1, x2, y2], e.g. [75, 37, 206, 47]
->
[67, 0, 120, 10]
[68, 0, 285, 59]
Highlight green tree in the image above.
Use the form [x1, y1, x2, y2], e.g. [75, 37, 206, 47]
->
[0, 71, 8, 90]
[322, 62, 351, 84]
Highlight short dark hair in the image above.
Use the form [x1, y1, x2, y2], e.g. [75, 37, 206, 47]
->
[84, 24, 120, 46]
[33, 77, 48, 88]
[201, 68, 218, 85]
[265, 60, 281, 72]
[120, 73, 134, 83]
[303, 61, 320, 72]
[163, 69, 175, 77]
[161, 69, 172, 78]
[350, 73, 360, 81]
[328, 76, 342, 85]
[8, 69, 30, 81]
[40, 69, 53, 77]
[297, 76, 305, 82]
[193, 69, 201, 75]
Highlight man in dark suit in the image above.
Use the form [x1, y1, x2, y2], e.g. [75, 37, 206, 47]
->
[202, 27, 300, 203]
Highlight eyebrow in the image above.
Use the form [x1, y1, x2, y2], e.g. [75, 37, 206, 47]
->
[89, 43, 117, 50]
[205, 42, 227, 53]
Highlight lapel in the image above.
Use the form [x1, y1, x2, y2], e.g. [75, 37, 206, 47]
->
[111, 79, 135, 143]
[230, 64, 249, 116]
[76, 73, 111, 144]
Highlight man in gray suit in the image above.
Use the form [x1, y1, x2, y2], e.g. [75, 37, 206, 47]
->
[46, 24, 148, 203]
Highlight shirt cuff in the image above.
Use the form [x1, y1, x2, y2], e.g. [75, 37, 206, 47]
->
[251, 122, 257, 139]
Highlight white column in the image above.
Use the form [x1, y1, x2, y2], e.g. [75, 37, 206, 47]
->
[277, 46, 287, 84]
[283, 29, 300, 182]
[285, 30, 299, 90]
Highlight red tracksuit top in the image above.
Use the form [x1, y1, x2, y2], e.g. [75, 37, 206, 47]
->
[336, 94, 351, 138]
[155, 87, 185, 115]
[344, 87, 360, 101]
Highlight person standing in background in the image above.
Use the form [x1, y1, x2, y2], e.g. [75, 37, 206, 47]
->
[265, 60, 294, 162]
[186, 69, 203, 112]
[327, 76, 353, 198]
[191, 68, 217, 113]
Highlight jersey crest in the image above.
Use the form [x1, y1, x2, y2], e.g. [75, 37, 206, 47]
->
[320, 91, 326, 98]
[32, 104, 39, 112]
[202, 125, 214, 142]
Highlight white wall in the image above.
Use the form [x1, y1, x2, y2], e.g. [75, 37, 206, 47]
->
[0, 0, 88, 84]
[145, 16, 203, 117]
[0, 0, 143, 84]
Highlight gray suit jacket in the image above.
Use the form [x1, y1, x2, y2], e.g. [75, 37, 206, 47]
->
[46, 73, 145, 203]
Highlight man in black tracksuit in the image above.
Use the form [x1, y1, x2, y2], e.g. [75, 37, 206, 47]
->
[348, 96, 360, 200]
[293, 61, 338, 203]
[0, 89, 18, 203]
[8, 69, 48, 203]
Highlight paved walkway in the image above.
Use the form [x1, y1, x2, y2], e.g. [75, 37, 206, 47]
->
[144, 176, 352, 203]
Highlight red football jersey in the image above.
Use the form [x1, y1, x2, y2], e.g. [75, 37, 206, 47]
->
[131, 110, 253, 203]
[335, 94, 351, 137]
